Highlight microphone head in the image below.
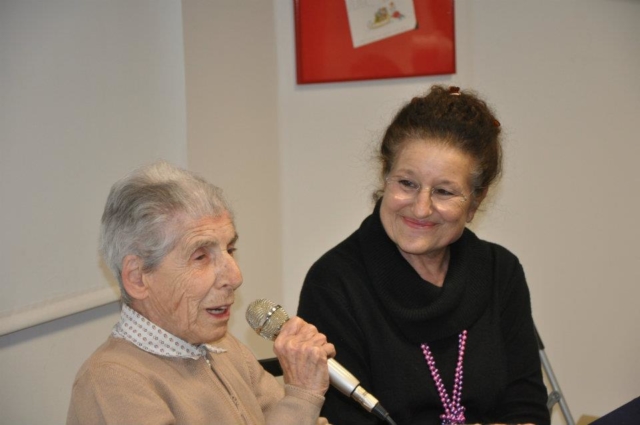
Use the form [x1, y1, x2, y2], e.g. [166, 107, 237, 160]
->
[246, 299, 290, 341]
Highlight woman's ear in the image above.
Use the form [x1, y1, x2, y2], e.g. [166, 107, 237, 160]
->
[467, 187, 488, 223]
[121, 255, 148, 300]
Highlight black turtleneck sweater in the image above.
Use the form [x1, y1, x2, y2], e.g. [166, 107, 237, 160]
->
[297, 203, 550, 425]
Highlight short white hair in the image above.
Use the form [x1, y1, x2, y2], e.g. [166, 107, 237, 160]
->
[99, 161, 232, 304]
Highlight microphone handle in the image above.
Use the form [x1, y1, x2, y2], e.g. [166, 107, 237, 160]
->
[328, 358, 391, 421]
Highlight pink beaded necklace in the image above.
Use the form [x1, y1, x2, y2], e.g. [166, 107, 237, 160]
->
[420, 330, 468, 425]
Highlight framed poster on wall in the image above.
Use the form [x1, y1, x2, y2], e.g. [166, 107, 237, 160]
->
[294, 0, 455, 84]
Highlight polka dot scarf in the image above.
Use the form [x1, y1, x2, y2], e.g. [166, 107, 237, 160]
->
[112, 304, 226, 359]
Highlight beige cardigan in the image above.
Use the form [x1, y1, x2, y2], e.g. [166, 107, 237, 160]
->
[67, 333, 329, 425]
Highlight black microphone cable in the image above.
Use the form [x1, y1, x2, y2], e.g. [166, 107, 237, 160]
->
[385, 417, 398, 425]
[372, 403, 397, 425]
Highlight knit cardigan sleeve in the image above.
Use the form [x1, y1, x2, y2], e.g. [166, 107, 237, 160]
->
[66, 335, 330, 425]
[233, 335, 330, 425]
[66, 360, 177, 425]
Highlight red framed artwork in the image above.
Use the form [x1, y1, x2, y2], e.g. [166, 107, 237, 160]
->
[294, 0, 455, 84]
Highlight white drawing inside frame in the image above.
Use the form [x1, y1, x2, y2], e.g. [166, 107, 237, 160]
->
[345, 0, 417, 48]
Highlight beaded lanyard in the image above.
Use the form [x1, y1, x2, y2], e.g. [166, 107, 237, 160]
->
[420, 330, 468, 425]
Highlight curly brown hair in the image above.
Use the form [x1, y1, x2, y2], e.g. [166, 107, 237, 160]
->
[375, 85, 502, 201]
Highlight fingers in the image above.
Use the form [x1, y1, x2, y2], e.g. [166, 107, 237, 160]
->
[278, 317, 320, 339]
[275, 317, 333, 356]
[272, 316, 334, 394]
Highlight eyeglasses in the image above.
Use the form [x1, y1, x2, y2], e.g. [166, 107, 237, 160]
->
[385, 176, 469, 209]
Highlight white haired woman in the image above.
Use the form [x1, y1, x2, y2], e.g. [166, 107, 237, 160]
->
[67, 161, 334, 425]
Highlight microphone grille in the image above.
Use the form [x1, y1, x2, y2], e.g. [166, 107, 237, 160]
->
[246, 299, 290, 341]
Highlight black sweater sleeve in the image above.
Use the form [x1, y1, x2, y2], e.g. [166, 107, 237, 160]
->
[298, 256, 382, 425]
[491, 246, 550, 424]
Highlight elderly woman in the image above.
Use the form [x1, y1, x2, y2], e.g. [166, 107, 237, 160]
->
[297, 86, 550, 425]
[67, 161, 334, 425]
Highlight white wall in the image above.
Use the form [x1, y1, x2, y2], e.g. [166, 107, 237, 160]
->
[0, 0, 188, 331]
[0, 1, 187, 424]
[276, 0, 640, 423]
[181, 0, 282, 360]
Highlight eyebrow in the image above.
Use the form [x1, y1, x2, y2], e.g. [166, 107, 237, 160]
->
[391, 171, 462, 187]
[185, 232, 239, 254]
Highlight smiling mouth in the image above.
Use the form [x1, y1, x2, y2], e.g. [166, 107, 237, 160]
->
[403, 217, 436, 228]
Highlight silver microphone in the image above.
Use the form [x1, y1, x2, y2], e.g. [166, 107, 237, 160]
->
[246, 298, 395, 423]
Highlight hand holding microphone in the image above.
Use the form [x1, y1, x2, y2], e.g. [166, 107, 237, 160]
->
[246, 299, 397, 425]
[274, 314, 336, 395]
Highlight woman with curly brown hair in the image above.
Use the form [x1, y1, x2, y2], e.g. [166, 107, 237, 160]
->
[298, 86, 550, 425]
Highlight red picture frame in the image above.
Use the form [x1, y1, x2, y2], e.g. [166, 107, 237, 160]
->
[294, 0, 456, 84]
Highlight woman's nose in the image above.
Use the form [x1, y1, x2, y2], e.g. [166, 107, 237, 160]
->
[412, 188, 434, 217]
